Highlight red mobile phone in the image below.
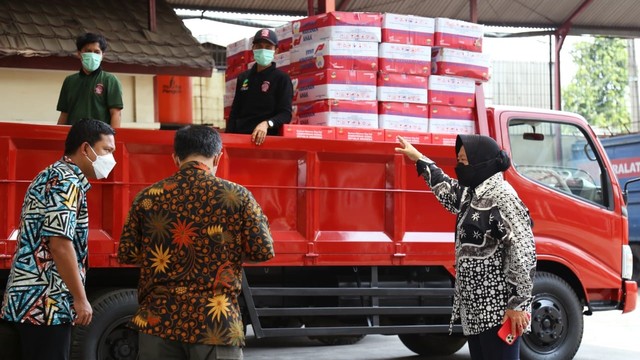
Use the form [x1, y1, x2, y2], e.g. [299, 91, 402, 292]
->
[497, 317, 518, 345]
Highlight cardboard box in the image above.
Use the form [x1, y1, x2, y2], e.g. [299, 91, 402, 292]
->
[428, 75, 476, 107]
[297, 99, 378, 128]
[225, 63, 248, 81]
[434, 18, 483, 52]
[378, 102, 429, 132]
[223, 79, 237, 108]
[292, 11, 382, 45]
[431, 133, 457, 145]
[292, 70, 378, 103]
[384, 129, 431, 144]
[275, 23, 293, 52]
[223, 106, 231, 121]
[335, 127, 385, 142]
[429, 105, 476, 134]
[283, 124, 336, 139]
[377, 72, 429, 104]
[381, 13, 435, 46]
[378, 43, 431, 75]
[431, 47, 490, 81]
[290, 40, 379, 75]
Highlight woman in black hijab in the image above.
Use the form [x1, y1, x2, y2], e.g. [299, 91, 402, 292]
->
[396, 135, 536, 360]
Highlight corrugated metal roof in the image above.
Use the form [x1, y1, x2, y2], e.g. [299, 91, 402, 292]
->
[167, 0, 640, 36]
[0, 0, 214, 76]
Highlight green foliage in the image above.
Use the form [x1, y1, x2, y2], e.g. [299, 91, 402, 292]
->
[563, 37, 630, 132]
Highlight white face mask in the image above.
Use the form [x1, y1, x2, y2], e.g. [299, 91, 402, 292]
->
[87, 146, 116, 179]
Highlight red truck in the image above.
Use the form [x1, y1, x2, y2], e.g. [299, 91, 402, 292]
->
[0, 86, 637, 360]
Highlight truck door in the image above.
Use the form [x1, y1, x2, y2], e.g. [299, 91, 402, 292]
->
[498, 114, 623, 290]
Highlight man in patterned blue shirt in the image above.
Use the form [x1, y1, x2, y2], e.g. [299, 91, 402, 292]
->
[1, 119, 116, 360]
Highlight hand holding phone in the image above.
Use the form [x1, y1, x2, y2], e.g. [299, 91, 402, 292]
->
[498, 317, 518, 345]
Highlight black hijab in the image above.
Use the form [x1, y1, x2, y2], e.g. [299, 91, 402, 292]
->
[454, 134, 511, 188]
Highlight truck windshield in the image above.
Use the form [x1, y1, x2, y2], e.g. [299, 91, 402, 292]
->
[508, 120, 606, 206]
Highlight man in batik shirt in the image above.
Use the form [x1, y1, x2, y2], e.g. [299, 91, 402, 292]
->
[118, 125, 274, 360]
[1, 119, 117, 360]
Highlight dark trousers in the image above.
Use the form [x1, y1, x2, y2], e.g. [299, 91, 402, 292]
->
[138, 332, 243, 360]
[467, 324, 521, 360]
[14, 322, 71, 360]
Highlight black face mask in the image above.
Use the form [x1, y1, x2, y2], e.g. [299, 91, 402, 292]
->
[455, 159, 498, 188]
[455, 162, 475, 187]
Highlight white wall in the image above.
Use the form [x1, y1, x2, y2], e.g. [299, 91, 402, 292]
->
[0, 68, 157, 128]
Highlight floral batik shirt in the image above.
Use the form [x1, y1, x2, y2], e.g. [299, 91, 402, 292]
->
[118, 161, 275, 346]
[418, 159, 536, 336]
[1, 158, 90, 325]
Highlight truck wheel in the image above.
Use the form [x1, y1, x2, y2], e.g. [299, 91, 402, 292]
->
[398, 333, 467, 356]
[312, 334, 366, 345]
[70, 289, 138, 360]
[521, 272, 583, 360]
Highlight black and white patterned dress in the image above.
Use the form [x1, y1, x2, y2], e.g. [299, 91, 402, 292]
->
[419, 159, 536, 336]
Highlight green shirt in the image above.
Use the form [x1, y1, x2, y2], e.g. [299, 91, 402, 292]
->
[56, 68, 123, 125]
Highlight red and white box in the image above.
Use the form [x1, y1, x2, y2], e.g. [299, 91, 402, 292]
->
[223, 79, 237, 108]
[225, 63, 248, 81]
[226, 37, 254, 68]
[290, 40, 378, 75]
[292, 11, 382, 45]
[428, 75, 476, 107]
[381, 13, 435, 46]
[377, 72, 429, 104]
[434, 18, 483, 52]
[275, 23, 293, 52]
[431, 133, 457, 145]
[431, 47, 490, 82]
[384, 129, 431, 144]
[224, 106, 231, 121]
[335, 127, 385, 142]
[429, 105, 475, 134]
[283, 124, 336, 139]
[378, 43, 431, 75]
[378, 102, 429, 132]
[292, 70, 377, 103]
[297, 99, 378, 128]
[275, 51, 291, 74]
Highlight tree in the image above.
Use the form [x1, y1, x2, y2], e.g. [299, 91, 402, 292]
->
[563, 37, 630, 132]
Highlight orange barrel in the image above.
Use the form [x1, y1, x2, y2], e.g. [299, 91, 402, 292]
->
[155, 75, 193, 125]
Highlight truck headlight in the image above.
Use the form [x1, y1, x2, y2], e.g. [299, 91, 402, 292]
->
[623, 245, 633, 280]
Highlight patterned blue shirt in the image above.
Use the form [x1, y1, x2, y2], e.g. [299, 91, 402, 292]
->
[1, 158, 91, 325]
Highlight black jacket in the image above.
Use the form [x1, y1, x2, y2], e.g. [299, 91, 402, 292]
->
[226, 63, 293, 135]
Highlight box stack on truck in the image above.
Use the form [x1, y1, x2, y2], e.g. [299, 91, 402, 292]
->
[1, 12, 638, 360]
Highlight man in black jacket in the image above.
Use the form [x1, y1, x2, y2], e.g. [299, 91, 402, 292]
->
[226, 28, 293, 145]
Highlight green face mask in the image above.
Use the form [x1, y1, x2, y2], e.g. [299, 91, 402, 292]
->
[81, 52, 102, 72]
[253, 49, 275, 67]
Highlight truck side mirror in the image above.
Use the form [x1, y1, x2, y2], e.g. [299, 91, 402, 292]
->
[623, 177, 640, 205]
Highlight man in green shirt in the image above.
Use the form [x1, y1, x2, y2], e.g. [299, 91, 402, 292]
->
[57, 33, 123, 127]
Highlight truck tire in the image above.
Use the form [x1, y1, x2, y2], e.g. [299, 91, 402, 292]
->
[398, 333, 467, 356]
[521, 272, 583, 360]
[70, 289, 138, 360]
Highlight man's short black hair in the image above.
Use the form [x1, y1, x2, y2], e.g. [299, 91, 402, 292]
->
[64, 119, 115, 155]
[76, 33, 107, 52]
[174, 125, 222, 161]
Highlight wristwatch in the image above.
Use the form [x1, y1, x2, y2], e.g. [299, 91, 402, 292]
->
[267, 120, 274, 128]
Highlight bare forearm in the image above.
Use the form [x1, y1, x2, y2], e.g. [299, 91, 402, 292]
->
[57, 112, 68, 125]
[49, 236, 88, 303]
[110, 108, 122, 128]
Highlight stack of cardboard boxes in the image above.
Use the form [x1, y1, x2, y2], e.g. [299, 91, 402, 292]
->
[224, 12, 490, 144]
